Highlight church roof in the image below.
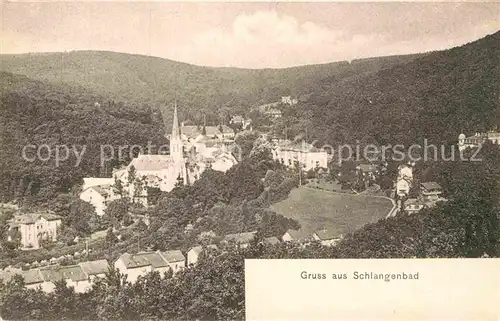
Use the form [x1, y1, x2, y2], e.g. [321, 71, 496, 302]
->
[130, 155, 174, 171]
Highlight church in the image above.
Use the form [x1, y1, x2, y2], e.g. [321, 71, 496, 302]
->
[80, 104, 238, 209]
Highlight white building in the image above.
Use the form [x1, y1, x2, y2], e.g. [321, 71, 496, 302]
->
[7, 212, 62, 249]
[82, 178, 114, 191]
[159, 250, 185, 274]
[78, 259, 111, 281]
[0, 259, 110, 293]
[110, 105, 238, 206]
[187, 245, 218, 266]
[281, 96, 298, 106]
[79, 184, 117, 216]
[404, 198, 425, 215]
[114, 250, 186, 283]
[282, 229, 314, 244]
[395, 164, 413, 197]
[80, 105, 238, 209]
[272, 140, 328, 171]
[458, 130, 500, 151]
[312, 229, 342, 247]
[221, 231, 258, 249]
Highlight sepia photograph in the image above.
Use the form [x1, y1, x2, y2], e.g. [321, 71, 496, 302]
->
[0, 1, 499, 320]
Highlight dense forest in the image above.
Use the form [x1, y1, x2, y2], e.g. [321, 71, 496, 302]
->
[0, 50, 422, 126]
[279, 31, 500, 146]
[0, 72, 166, 203]
[0, 31, 499, 205]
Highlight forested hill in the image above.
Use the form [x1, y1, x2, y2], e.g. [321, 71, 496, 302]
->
[283, 30, 500, 146]
[0, 50, 422, 125]
[0, 71, 166, 203]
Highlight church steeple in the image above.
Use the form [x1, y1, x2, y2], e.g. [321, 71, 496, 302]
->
[170, 102, 183, 165]
[172, 101, 180, 140]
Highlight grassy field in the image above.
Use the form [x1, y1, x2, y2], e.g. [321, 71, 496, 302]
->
[271, 187, 393, 236]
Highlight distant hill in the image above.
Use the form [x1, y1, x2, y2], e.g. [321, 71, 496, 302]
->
[0, 51, 422, 126]
[279, 30, 500, 146]
[0, 71, 166, 203]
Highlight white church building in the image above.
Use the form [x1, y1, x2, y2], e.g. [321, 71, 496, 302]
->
[81, 104, 238, 209]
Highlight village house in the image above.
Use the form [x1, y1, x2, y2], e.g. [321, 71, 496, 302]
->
[356, 164, 379, 180]
[187, 244, 218, 266]
[115, 252, 165, 283]
[229, 115, 252, 130]
[404, 198, 426, 215]
[272, 139, 328, 171]
[78, 259, 110, 281]
[0, 259, 112, 293]
[179, 123, 236, 142]
[395, 164, 414, 197]
[458, 130, 500, 151]
[420, 182, 443, 203]
[82, 177, 114, 191]
[114, 250, 186, 283]
[7, 212, 62, 249]
[21, 269, 48, 291]
[159, 250, 185, 274]
[281, 96, 298, 106]
[257, 102, 282, 118]
[395, 177, 411, 197]
[312, 229, 343, 247]
[282, 229, 315, 244]
[262, 236, 280, 245]
[79, 184, 117, 216]
[222, 231, 258, 248]
[39, 265, 91, 293]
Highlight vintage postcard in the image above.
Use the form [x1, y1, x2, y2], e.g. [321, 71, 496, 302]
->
[0, 1, 499, 320]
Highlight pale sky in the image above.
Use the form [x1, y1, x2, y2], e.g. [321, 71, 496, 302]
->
[2, 2, 500, 68]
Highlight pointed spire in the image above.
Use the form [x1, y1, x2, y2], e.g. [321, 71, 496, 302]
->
[172, 101, 180, 139]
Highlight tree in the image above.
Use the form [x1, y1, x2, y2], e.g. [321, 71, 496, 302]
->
[66, 199, 94, 237]
[104, 198, 130, 227]
[113, 178, 125, 198]
[105, 228, 119, 247]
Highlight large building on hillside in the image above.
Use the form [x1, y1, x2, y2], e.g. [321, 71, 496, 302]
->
[458, 130, 500, 151]
[271, 139, 328, 171]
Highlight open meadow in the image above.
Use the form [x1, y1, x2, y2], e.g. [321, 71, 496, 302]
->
[271, 187, 394, 236]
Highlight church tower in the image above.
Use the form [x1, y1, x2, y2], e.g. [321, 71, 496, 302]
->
[170, 102, 184, 165]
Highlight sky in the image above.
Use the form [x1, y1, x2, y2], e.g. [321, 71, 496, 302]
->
[1, 2, 500, 69]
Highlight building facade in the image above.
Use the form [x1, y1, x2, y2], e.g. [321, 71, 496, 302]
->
[458, 130, 500, 151]
[80, 104, 238, 209]
[7, 212, 62, 249]
[272, 140, 328, 171]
